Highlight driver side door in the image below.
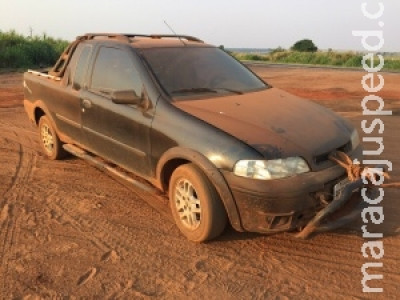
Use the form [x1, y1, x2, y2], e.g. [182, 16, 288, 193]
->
[80, 45, 153, 177]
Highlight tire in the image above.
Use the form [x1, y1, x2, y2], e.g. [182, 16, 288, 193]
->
[38, 116, 66, 160]
[169, 163, 227, 242]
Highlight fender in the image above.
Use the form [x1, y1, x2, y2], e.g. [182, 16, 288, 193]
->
[156, 147, 244, 232]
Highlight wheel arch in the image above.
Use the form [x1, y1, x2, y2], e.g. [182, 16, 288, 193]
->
[31, 101, 72, 144]
[156, 147, 244, 232]
[34, 106, 46, 125]
[31, 101, 52, 125]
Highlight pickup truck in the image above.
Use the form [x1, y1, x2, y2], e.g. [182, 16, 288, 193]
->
[24, 33, 369, 242]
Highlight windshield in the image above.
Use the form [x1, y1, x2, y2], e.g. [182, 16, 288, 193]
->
[141, 47, 268, 99]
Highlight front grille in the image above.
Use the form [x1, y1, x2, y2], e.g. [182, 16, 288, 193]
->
[314, 141, 352, 165]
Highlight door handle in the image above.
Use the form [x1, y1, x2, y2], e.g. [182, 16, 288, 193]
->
[82, 99, 92, 109]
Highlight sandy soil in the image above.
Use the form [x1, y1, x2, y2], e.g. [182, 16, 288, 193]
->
[0, 66, 399, 299]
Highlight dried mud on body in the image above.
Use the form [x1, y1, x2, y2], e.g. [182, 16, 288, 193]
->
[0, 69, 399, 299]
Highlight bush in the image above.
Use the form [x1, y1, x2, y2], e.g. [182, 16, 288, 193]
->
[343, 55, 363, 67]
[271, 51, 290, 61]
[385, 59, 400, 70]
[232, 48, 400, 71]
[246, 54, 264, 61]
[0, 30, 69, 69]
[270, 46, 285, 54]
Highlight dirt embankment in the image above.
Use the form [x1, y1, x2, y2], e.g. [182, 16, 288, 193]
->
[0, 68, 399, 299]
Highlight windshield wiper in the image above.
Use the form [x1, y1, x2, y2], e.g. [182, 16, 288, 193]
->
[171, 87, 218, 94]
[214, 87, 243, 95]
[171, 87, 244, 95]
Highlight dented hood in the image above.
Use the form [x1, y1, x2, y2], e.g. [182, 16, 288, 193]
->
[173, 88, 352, 164]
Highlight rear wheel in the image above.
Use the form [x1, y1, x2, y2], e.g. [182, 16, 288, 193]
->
[169, 163, 227, 242]
[38, 116, 66, 160]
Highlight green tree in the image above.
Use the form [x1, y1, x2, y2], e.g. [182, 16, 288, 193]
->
[291, 39, 318, 52]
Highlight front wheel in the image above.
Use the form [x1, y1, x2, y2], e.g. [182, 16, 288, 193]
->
[169, 164, 227, 242]
[38, 116, 66, 160]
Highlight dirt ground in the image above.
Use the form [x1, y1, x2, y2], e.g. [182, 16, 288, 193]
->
[0, 66, 399, 299]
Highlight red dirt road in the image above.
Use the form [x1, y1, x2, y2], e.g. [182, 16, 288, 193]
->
[0, 66, 399, 298]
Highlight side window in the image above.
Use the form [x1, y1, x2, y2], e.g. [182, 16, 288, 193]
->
[73, 45, 92, 90]
[90, 47, 143, 98]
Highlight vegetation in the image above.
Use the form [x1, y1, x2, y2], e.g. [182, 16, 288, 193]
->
[1, 30, 399, 72]
[0, 30, 69, 69]
[291, 39, 318, 52]
[234, 49, 400, 71]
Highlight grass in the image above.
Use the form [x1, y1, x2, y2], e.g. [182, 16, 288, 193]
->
[233, 50, 400, 71]
[1, 29, 398, 72]
[0, 30, 69, 69]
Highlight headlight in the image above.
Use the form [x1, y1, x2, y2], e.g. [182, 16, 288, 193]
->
[350, 129, 360, 150]
[233, 157, 310, 180]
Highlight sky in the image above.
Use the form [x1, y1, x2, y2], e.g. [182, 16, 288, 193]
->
[0, 0, 399, 52]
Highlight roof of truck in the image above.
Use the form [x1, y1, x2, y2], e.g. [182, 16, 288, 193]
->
[48, 33, 213, 77]
[80, 33, 213, 48]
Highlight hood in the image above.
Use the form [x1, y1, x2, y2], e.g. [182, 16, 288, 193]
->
[173, 88, 353, 167]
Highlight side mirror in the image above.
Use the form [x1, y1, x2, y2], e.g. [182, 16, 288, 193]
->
[111, 90, 142, 105]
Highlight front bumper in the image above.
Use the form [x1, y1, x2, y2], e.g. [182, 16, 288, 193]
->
[222, 150, 367, 236]
[295, 178, 367, 239]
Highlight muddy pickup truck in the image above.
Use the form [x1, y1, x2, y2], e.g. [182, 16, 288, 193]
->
[24, 33, 369, 242]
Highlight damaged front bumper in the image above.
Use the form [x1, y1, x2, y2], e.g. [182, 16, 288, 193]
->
[296, 178, 369, 239]
[222, 158, 374, 238]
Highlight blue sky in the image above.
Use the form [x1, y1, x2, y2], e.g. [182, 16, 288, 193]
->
[1, 0, 399, 51]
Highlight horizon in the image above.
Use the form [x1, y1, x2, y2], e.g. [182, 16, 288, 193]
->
[2, 30, 399, 55]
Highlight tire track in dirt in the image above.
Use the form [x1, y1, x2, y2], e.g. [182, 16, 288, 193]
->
[44, 192, 171, 295]
[45, 194, 110, 254]
[0, 126, 36, 294]
[49, 193, 167, 262]
[41, 181, 202, 297]
[0, 125, 39, 200]
[0, 140, 22, 203]
[0, 120, 39, 155]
